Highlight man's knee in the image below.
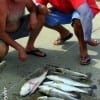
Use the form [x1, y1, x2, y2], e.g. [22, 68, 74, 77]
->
[38, 14, 45, 24]
[0, 40, 9, 60]
[28, 14, 45, 30]
[72, 19, 82, 28]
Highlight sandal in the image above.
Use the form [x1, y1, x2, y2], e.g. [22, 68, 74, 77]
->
[26, 49, 46, 57]
[53, 33, 73, 45]
[80, 55, 91, 65]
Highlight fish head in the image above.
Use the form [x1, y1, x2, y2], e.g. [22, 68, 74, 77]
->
[20, 83, 31, 96]
[39, 85, 54, 95]
[43, 81, 54, 85]
[37, 96, 48, 100]
[39, 85, 50, 93]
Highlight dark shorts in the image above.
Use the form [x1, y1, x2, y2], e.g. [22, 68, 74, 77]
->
[9, 15, 30, 40]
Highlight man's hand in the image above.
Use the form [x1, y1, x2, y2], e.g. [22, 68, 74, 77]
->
[18, 47, 28, 62]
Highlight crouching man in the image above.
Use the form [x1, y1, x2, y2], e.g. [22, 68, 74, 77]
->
[0, 0, 49, 62]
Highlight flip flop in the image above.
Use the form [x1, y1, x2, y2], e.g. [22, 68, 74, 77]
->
[80, 55, 91, 65]
[26, 49, 47, 57]
[53, 33, 73, 45]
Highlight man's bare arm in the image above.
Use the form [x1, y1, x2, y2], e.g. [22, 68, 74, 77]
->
[0, 5, 27, 61]
[26, 0, 38, 29]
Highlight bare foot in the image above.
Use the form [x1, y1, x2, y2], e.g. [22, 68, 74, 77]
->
[87, 40, 100, 46]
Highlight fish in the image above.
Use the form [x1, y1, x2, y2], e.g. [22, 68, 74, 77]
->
[52, 71, 86, 81]
[38, 85, 80, 100]
[46, 65, 91, 80]
[46, 75, 97, 89]
[43, 81, 93, 96]
[53, 68, 92, 81]
[37, 96, 64, 100]
[20, 70, 48, 96]
[55, 68, 91, 80]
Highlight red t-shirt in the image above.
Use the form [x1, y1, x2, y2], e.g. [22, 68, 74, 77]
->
[36, 0, 100, 15]
[87, 0, 100, 16]
[36, 0, 85, 13]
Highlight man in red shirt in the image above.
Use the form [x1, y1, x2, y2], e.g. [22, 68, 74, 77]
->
[36, 0, 100, 65]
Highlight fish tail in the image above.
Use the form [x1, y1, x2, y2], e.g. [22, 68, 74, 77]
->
[87, 89, 93, 96]
[90, 85, 97, 89]
[42, 70, 48, 77]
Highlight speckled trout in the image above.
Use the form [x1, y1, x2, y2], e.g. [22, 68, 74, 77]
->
[54, 68, 92, 80]
[46, 75, 96, 89]
[43, 81, 93, 96]
[20, 71, 48, 96]
[38, 85, 80, 100]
